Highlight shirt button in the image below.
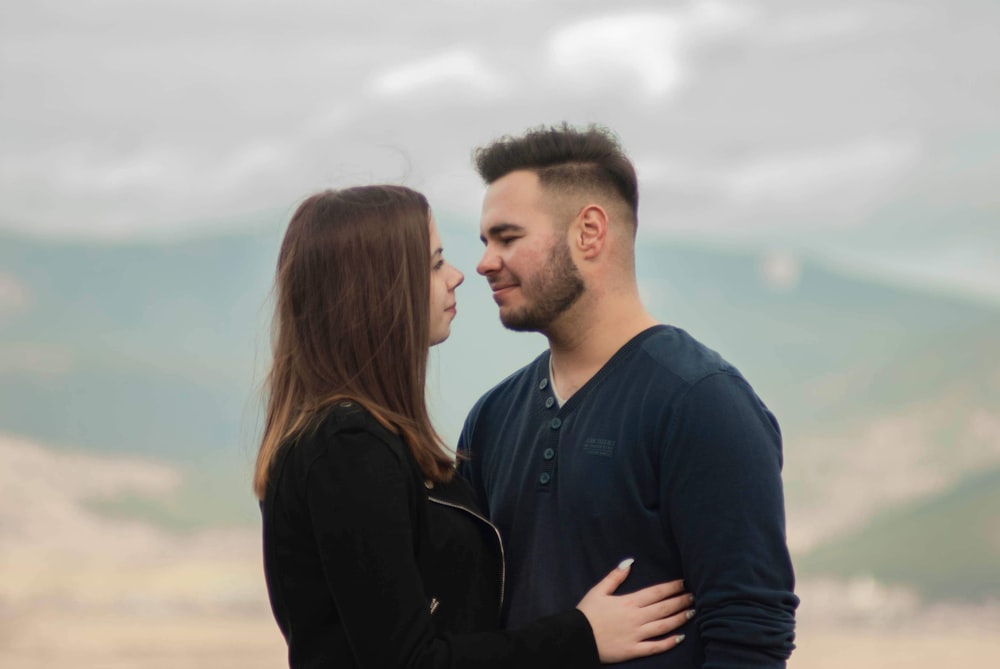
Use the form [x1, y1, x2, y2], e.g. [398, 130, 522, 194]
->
[550, 418, 562, 430]
[539, 472, 551, 485]
[539, 378, 549, 390]
[543, 448, 555, 461]
[544, 397, 555, 409]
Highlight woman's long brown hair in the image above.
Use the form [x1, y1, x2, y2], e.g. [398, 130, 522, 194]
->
[253, 186, 454, 499]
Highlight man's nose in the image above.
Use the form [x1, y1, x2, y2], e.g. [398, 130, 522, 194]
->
[476, 247, 500, 276]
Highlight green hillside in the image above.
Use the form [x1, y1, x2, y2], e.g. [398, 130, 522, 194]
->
[5, 225, 995, 456]
[797, 467, 1000, 601]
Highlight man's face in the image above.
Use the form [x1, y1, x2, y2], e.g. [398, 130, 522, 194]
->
[477, 170, 585, 332]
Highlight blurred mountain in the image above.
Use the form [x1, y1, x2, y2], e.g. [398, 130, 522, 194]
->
[1, 215, 998, 599]
[0, 228, 281, 455]
[0, 227, 284, 525]
[797, 466, 1000, 601]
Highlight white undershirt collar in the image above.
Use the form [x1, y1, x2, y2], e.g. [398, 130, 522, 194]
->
[548, 354, 566, 407]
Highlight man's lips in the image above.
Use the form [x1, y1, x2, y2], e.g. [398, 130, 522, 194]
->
[489, 284, 517, 305]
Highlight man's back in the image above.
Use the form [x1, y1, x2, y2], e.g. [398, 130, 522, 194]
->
[459, 325, 798, 668]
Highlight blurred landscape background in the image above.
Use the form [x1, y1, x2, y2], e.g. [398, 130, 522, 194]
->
[1, 1, 998, 667]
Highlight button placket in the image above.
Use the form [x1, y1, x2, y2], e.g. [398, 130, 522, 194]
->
[538, 413, 563, 489]
[538, 372, 560, 489]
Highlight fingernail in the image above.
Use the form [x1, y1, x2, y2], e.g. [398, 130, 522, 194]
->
[675, 634, 686, 644]
[689, 594, 695, 604]
[686, 609, 696, 620]
[617, 558, 635, 570]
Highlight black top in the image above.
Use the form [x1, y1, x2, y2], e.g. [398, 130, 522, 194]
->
[261, 401, 600, 668]
[460, 326, 798, 668]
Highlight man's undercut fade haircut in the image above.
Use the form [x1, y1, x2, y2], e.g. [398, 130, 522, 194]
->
[473, 123, 639, 227]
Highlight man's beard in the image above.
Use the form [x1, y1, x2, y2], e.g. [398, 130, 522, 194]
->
[501, 239, 585, 332]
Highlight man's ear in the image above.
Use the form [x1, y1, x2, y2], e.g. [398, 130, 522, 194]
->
[574, 204, 608, 260]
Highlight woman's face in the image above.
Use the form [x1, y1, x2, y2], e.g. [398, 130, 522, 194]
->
[428, 215, 464, 346]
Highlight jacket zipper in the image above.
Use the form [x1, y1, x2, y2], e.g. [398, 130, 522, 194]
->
[427, 496, 506, 617]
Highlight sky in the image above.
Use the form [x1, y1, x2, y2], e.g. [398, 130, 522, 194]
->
[2, 0, 998, 300]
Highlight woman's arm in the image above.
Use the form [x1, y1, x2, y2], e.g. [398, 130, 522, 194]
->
[306, 426, 690, 668]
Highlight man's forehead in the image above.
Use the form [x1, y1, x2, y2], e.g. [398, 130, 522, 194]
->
[481, 170, 543, 219]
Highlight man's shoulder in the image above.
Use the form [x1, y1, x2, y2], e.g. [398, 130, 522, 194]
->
[636, 324, 742, 387]
[639, 326, 779, 432]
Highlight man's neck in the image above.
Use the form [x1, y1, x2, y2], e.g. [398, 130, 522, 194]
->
[545, 294, 659, 401]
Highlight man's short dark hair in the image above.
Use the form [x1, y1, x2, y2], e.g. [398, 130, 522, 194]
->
[473, 123, 639, 225]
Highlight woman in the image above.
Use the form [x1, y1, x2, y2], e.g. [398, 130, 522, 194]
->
[254, 185, 692, 668]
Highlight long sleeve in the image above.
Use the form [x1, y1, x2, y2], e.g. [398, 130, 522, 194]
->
[456, 414, 484, 510]
[660, 372, 798, 668]
[302, 426, 600, 669]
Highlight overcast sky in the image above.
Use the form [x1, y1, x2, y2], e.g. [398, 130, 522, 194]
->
[2, 0, 998, 298]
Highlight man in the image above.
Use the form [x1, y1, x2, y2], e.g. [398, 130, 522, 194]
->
[457, 124, 798, 668]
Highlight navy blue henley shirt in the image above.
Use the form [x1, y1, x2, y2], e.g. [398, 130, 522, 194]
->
[458, 325, 798, 668]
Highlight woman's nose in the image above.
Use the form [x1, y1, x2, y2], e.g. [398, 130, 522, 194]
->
[450, 266, 465, 289]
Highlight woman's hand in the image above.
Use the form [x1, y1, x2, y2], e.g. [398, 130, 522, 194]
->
[576, 559, 692, 663]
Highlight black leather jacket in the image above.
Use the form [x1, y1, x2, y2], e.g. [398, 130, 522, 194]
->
[261, 401, 599, 668]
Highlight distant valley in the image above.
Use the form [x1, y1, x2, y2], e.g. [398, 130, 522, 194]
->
[2, 214, 998, 603]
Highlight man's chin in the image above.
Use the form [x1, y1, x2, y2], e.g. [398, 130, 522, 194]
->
[499, 309, 543, 333]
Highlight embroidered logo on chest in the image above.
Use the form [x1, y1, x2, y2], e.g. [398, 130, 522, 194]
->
[582, 438, 616, 457]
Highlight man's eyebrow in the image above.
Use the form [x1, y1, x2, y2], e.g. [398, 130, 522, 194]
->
[480, 222, 524, 244]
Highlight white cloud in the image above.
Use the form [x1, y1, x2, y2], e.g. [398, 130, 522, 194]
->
[370, 49, 506, 98]
[0, 0, 993, 253]
[547, 13, 687, 98]
[546, 1, 753, 98]
[51, 146, 180, 194]
[212, 139, 294, 191]
[722, 139, 921, 204]
[753, 9, 869, 46]
[638, 138, 920, 206]
[634, 157, 719, 191]
[0, 138, 299, 238]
